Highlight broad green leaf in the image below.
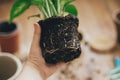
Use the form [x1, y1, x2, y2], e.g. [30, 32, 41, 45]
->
[61, 0, 75, 9]
[65, 4, 78, 16]
[9, 0, 77, 21]
[9, 0, 31, 23]
[31, 0, 43, 8]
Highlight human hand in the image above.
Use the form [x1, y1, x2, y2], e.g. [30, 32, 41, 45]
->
[27, 23, 65, 79]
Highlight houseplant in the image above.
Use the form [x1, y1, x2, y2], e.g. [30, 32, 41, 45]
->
[9, 0, 82, 64]
[0, 21, 20, 54]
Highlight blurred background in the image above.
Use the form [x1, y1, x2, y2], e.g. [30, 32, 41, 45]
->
[0, 0, 120, 80]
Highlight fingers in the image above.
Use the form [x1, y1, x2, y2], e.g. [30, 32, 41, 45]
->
[32, 23, 41, 47]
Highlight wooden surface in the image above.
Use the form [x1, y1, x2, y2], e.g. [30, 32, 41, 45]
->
[0, 0, 120, 80]
[77, 0, 117, 51]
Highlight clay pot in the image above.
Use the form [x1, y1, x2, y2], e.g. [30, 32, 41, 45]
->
[0, 21, 20, 54]
[113, 9, 120, 43]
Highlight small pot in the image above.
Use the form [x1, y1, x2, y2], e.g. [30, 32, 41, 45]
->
[0, 21, 20, 54]
[113, 9, 120, 42]
[0, 52, 22, 80]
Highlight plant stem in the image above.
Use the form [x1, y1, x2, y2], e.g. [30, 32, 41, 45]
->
[49, 7, 54, 16]
[48, 0, 57, 16]
[45, 0, 51, 17]
[57, 0, 61, 16]
[41, 7, 49, 19]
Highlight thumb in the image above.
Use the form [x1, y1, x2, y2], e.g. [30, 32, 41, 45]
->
[32, 23, 41, 47]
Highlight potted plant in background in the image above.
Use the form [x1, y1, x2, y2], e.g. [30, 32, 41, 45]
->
[0, 21, 20, 54]
[9, 0, 82, 64]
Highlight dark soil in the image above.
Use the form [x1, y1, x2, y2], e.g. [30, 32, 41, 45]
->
[38, 14, 82, 64]
[0, 22, 16, 34]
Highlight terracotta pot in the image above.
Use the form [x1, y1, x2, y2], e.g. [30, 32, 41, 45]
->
[0, 21, 20, 54]
[113, 9, 120, 43]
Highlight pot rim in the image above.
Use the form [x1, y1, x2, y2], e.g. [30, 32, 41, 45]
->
[0, 21, 20, 38]
[0, 52, 22, 80]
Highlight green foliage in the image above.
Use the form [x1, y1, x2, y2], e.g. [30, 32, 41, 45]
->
[9, 0, 78, 23]
[9, 0, 31, 23]
[31, 0, 44, 7]
[65, 4, 78, 16]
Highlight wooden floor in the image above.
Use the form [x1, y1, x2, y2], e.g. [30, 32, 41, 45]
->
[0, 0, 120, 80]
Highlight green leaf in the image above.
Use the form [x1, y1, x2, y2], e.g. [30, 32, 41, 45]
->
[31, 0, 43, 8]
[61, 0, 75, 9]
[65, 4, 78, 16]
[9, 0, 31, 23]
[9, 0, 77, 21]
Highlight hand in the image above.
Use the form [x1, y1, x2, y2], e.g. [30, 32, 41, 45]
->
[27, 23, 65, 79]
[109, 67, 120, 80]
